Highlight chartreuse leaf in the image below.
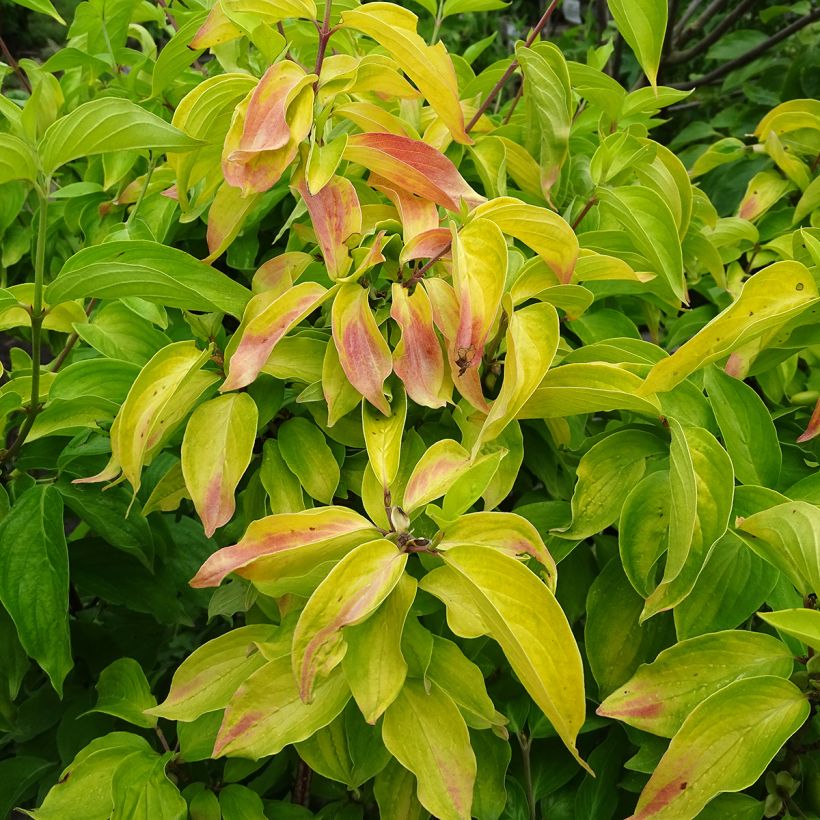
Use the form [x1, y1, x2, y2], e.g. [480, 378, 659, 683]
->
[422, 546, 588, 769]
[342, 575, 416, 723]
[110, 749, 187, 819]
[278, 417, 340, 505]
[292, 539, 407, 702]
[758, 609, 820, 648]
[0, 485, 71, 695]
[642, 261, 819, 395]
[735, 502, 820, 596]
[182, 393, 257, 537]
[437, 511, 556, 584]
[88, 658, 157, 728]
[519, 362, 661, 418]
[642, 422, 734, 620]
[363, 385, 407, 489]
[403, 439, 472, 512]
[9, 0, 65, 24]
[558, 429, 666, 540]
[39, 98, 199, 175]
[598, 187, 685, 302]
[597, 631, 793, 737]
[382, 679, 476, 820]
[340, 4, 470, 145]
[46, 242, 252, 318]
[0, 135, 38, 185]
[190, 507, 380, 594]
[606, 0, 667, 88]
[632, 677, 808, 819]
[213, 658, 350, 759]
[25, 733, 157, 820]
[475, 301, 559, 452]
[148, 625, 278, 722]
[703, 366, 781, 486]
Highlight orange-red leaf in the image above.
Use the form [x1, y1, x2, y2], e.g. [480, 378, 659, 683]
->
[343, 132, 484, 212]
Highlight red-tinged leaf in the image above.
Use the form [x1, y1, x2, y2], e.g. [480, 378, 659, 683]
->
[294, 173, 362, 280]
[400, 228, 453, 265]
[403, 439, 472, 512]
[340, 3, 471, 145]
[252, 251, 313, 295]
[343, 132, 484, 212]
[331, 282, 392, 414]
[190, 2, 242, 48]
[471, 197, 579, 284]
[222, 282, 331, 391]
[292, 539, 407, 701]
[204, 182, 261, 263]
[190, 507, 379, 588]
[424, 278, 459, 340]
[222, 61, 315, 195]
[450, 218, 507, 412]
[390, 283, 450, 409]
[797, 397, 820, 443]
[437, 512, 557, 586]
[370, 173, 440, 241]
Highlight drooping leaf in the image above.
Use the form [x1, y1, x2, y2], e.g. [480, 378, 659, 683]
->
[0, 485, 71, 695]
[631, 677, 808, 819]
[758, 609, 820, 649]
[88, 658, 157, 729]
[597, 631, 794, 737]
[382, 679, 477, 820]
[292, 539, 407, 702]
[606, 0, 667, 88]
[181, 393, 258, 537]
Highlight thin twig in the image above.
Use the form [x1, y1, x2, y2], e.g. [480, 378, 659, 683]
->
[678, 0, 730, 42]
[672, 7, 820, 89]
[668, 0, 760, 64]
[0, 34, 32, 93]
[155, 0, 179, 32]
[674, 0, 707, 37]
[502, 81, 524, 125]
[405, 243, 451, 286]
[293, 759, 312, 807]
[571, 196, 597, 230]
[464, 0, 560, 133]
[313, 0, 334, 80]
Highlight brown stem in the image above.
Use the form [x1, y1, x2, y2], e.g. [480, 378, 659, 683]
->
[293, 758, 312, 807]
[571, 195, 597, 230]
[0, 34, 32, 93]
[677, 0, 730, 42]
[313, 0, 333, 80]
[464, 0, 560, 133]
[405, 243, 451, 286]
[502, 81, 524, 125]
[672, 7, 820, 89]
[674, 0, 707, 37]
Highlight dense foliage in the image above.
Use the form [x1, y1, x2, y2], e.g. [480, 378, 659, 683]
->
[1, 0, 819, 817]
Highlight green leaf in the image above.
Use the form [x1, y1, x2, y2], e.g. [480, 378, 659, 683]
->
[182, 393, 258, 537]
[598, 186, 685, 301]
[558, 429, 666, 540]
[422, 545, 588, 769]
[703, 366, 781, 486]
[293, 539, 407, 701]
[642, 422, 734, 620]
[374, 759, 427, 820]
[606, 0, 667, 88]
[213, 657, 351, 759]
[278, 417, 340, 504]
[0, 134, 38, 185]
[382, 679, 477, 820]
[0, 485, 71, 695]
[632, 677, 808, 819]
[442, 0, 508, 17]
[8, 0, 65, 23]
[342, 575, 416, 724]
[110, 750, 187, 819]
[87, 658, 158, 729]
[46, 242, 252, 318]
[598, 630, 794, 737]
[471, 729, 510, 820]
[362, 384, 407, 489]
[39, 98, 200, 175]
[758, 609, 820, 649]
[735, 502, 820, 596]
[148, 625, 278, 722]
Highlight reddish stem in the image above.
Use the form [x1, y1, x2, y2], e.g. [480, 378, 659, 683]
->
[465, 0, 560, 133]
[571, 196, 597, 230]
[313, 0, 334, 80]
[0, 34, 32, 93]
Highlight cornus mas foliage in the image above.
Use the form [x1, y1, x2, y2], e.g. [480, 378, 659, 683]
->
[0, 0, 819, 816]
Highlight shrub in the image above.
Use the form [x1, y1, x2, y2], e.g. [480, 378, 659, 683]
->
[0, 0, 819, 817]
